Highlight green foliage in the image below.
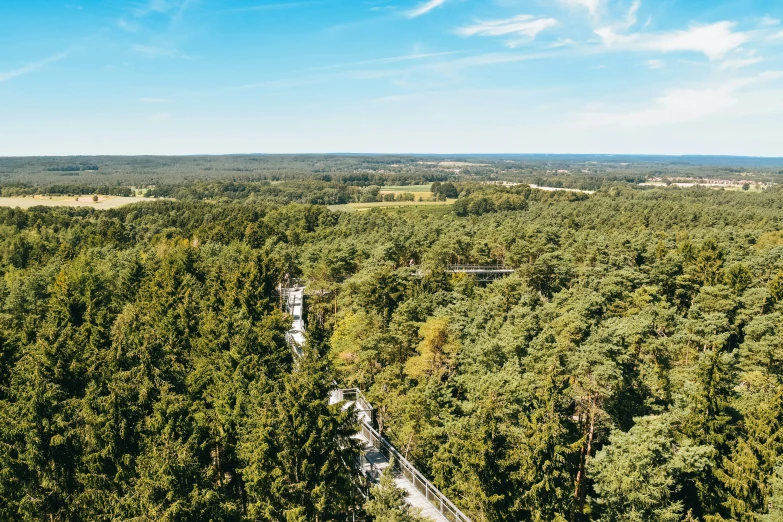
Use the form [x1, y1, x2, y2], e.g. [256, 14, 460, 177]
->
[591, 415, 711, 522]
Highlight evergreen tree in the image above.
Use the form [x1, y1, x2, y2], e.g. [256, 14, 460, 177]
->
[364, 460, 427, 522]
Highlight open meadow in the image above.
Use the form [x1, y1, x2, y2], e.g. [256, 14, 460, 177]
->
[0, 195, 151, 209]
[378, 184, 433, 194]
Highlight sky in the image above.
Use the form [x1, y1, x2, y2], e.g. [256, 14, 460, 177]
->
[1, 0, 783, 156]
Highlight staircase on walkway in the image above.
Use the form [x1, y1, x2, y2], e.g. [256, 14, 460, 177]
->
[282, 286, 471, 522]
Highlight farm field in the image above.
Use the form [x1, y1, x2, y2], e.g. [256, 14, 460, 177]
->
[0, 195, 150, 209]
[639, 182, 768, 192]
[378, 184, 432, 193]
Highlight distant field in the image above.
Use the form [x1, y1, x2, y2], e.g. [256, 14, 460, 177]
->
[328, 199, 454, 212]
[0, 195, 151, 209]
[438, 161, 488, 168]
[639, 182, 767, 192]
[379, 184, 433, 193]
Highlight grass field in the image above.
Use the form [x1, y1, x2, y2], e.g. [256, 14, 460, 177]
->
[378, 184, 433, 193]
[0, 195, 151, 209]
[328, 199, 454, 212]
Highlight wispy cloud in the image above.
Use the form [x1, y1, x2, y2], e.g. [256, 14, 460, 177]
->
[132, 0, 174, 17]
[577, 71, 783, 127]
[121, 0, 194, 28]
[720, 57, 763, 70]
[596, 21, 749, 60]
[310, 51, 466, 71]
[439, 51, 556, 69]
[646, 59, 664, 69]
[558, 0, 603, 17]
[230, 50, 556, 92]
[0, 51, 69, 82]
[172, 0, 196, 23]
[760, 16, 780, 27]
[770, 30, 783, 41]
[457, 15, 558, 44]
[132, 44, 190, 59]
[407, 0, 447, 18]
[623, 0, 641, 29]
[219, 2, 318, 14]
[549, 38, 576, 49]
[139, 97, 171, 103]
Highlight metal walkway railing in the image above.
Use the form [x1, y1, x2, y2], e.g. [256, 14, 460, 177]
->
[447, 264, 515, 272]
[358, 421, 471, 522]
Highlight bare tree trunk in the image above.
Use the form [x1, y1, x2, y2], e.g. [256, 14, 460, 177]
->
[572, 399, 596, 520]
[579, 411, 595, 510]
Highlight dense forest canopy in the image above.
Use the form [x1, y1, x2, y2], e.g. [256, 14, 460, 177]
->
[1, 156, 783, 521]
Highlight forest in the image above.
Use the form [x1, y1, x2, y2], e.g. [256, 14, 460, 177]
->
[1, 158, 783, 521]
[2, 154, 781, 197]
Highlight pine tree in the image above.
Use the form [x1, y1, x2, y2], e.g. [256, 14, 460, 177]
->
[239, 347, 361, 521]
[364, 460, 427, 522]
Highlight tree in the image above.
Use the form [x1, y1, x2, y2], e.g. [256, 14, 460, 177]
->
[405, 317, 459, 381]
[439, 182, 458, 199]
[591, 415, 712, 522]
[239, 348, 361, 521]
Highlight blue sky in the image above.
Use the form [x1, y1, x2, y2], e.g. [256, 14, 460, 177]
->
[1, 0, 782, 155]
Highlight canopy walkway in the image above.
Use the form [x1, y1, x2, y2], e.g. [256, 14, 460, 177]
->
[282, 286, 471, 522]
[280, 284, 305, 357]
[446, 264, 514, 282]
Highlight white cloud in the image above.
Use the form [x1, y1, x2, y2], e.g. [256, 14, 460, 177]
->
[596, 21, 750, 60]
[224, 1, 317, 12]
[309, 51, 465, 71]
[558, 0, 603, 17]
[0, 51, 68, 82]
[407, 0, 447, 18]
[132, 44, 189, 59]
[458, 15, 558, 41]
[770, 30, 783, 40]
[760, 16, 780, 27]
[577, 71, 783, 128]
[549, 38, 576, 49]
[720, 57, 762, 70]
[625, 0, 641, 29]
[133, 0, 173, 17]
[646, 59, 663, 69]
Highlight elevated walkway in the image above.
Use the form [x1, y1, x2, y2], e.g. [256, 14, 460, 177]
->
[282, 286, 471, 522]
[330, 389, 470, 522]
[446, 264, 514, 282]
[282, 285, 305, 357]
